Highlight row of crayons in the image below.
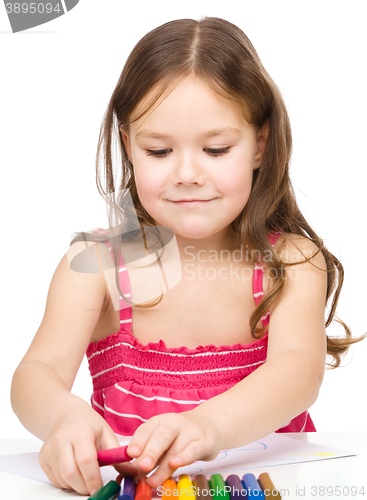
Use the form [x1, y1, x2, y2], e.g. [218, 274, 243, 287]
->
[88, 473, 281, 500]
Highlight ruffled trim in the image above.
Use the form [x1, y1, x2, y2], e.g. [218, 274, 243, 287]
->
[86, 329, 268, 359]
[86, 330, 128, 357]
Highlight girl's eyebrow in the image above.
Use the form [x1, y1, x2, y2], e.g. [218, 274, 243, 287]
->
[135, 127, 242, 141]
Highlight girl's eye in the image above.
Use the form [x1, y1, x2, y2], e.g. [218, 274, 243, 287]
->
[204, 146, 231, 156]
[145, 149, 172, 157]
[145, 146, 231, 158]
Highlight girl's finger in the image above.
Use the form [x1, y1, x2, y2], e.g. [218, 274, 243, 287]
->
[145, 461, 177, 488]
[100, 426, 122, 451]
[127, 419, 161, 459]
[39, 457, 70, 490]
[57, 444, 90, 495]
[168, 439, 206, 469]
[147, 437, 213, 487]
[144, 436, 195, 487]
[113, 461, 140, 478]
[74, 441, 103, 495]
[134, 423, 180, 473]
[144, 442, 185, 487]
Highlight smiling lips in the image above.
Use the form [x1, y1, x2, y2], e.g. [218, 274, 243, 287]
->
[169, 198, 215, 206]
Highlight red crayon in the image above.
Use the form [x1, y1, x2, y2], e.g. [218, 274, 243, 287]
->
[135, 478, 152, 500]
[97, 445, 132, 467]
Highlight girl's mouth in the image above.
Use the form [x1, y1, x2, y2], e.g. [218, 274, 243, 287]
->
[169, 199, 216, 207]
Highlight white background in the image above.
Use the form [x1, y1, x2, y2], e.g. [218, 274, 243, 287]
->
[0, 1, 366, 440]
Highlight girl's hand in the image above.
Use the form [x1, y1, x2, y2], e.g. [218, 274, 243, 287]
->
[39, 408, 139, 495]
[123, 411, 226, 487]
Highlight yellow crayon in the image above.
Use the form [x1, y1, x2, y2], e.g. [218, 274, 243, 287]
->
[177, 474, 195, 500]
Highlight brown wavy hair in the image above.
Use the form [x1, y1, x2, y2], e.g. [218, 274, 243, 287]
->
[77, 16, 365, 368]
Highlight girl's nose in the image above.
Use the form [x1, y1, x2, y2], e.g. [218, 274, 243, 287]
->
[172, 154, 206, 186]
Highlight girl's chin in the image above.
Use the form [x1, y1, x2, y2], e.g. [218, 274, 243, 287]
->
[173, 226, 229, 241]
[147, 215, 230, 240]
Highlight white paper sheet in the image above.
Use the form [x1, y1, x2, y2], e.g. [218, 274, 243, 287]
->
[0, 433, 355, 485]
[165, 433, 355, 476]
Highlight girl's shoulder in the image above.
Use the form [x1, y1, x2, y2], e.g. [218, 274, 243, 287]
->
[19, 239, 110, 385]
[272, 232, 327, 270]
[68, 227, 118, 273]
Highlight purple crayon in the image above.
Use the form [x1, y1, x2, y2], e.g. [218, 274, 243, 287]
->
[241, 474, 265, 499]
[118, 476, 136, 500]
[226, 475, 246, 500]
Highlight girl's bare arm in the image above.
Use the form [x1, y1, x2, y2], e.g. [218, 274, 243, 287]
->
[11, 242, 136, 494]
[11, 243, 104, 435]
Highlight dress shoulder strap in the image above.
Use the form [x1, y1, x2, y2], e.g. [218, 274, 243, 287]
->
[252, 232, 282, 327]
[91, 228, 132, 332]
[267, 231, 282, 247]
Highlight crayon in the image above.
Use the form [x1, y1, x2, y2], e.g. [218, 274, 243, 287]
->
[209, 474, 230, 500]
[241, 474, 265, 499]
[98, 445, 132, 466]
[161, 477, 178, 500]
[152, 488, 162, 500]
[118, 476, 136, 500]
[177, 474, 195, 500]
[115, 475, 123, 485]
[225, 475, 246, 500]
[135, 477, 152, 500]
[88, 480, 121, 500]
[258, 473, 281, 499]
[193, 475, 212, 500]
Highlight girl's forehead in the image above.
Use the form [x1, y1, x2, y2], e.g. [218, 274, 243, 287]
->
[129, 75, 198, 122]
[129, 74, 249, 133]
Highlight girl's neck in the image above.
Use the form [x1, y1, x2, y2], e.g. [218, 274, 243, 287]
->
[175, 226, 239, 263]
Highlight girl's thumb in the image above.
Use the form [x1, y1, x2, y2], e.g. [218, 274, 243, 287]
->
[99, 425, 121, 451]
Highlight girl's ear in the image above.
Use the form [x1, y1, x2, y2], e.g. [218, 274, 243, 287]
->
[254, 121, 269, 170]
[119, 125, 133, 161]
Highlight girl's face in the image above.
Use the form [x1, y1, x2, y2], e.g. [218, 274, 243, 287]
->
[121, 75, 268, 243]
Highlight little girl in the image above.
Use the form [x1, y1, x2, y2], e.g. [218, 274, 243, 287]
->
[11, 17, 364, 496]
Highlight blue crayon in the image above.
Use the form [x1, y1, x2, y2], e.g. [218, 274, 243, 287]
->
[225, 475, 247, 500]
[241, 474, 265, 499]
[118, 476, 136, 500]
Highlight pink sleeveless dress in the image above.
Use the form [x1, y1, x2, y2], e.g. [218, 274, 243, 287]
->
[86, 231, 316, 435]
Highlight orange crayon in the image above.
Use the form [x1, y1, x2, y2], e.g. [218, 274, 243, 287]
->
[160, 477, 178, 500]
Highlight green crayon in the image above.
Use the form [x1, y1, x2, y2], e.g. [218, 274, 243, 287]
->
[88, 480, 121, 500]
[208, 474, 230, 500]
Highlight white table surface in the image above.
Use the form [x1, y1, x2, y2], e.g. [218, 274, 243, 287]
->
[0, 433, 366, 500]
